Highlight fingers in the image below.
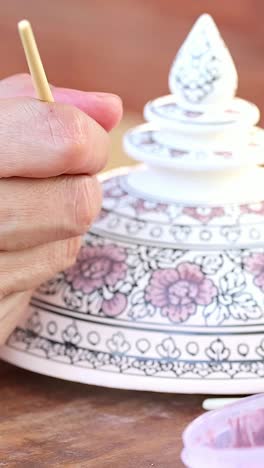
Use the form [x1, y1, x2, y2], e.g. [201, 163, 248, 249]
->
[0, 290, 32, 344]
[0, 97, 110, 178]
[0, 74, 123, 131]
[53, 88, 123, 133]
[0, 175, 102, 250]
[0, 237, 81, 300]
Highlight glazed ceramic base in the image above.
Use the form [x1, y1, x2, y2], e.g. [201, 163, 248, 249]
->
[1, 298, 264, 395]
[1, 346, 264, 395]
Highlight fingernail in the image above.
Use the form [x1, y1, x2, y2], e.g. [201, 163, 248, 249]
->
[93, 93, 122, 105]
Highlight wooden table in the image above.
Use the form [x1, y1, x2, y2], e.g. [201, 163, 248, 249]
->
[0, 361, 205, 467]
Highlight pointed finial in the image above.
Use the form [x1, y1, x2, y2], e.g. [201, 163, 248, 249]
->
[168, 14, 238, 108]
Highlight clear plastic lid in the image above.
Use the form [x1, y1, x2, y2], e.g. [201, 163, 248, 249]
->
[181, 394, 264, 468]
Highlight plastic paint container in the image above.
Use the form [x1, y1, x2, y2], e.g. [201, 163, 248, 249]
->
[181, 394, 264, 468]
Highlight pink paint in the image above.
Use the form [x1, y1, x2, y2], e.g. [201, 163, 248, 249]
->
[146, 263, 217, 323]
[181, 394, 264, 468]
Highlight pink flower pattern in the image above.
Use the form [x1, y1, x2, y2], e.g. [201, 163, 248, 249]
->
[244, 253, 264, 291]
[104, 184, 125, 199]
[241, 202, 264, 216]
[145, 263, 217, 323]
[183, 206, 225, 223]
[65, 245, 128, 316]
[132, 199, 167, 215]
[101, 177, 264, 225]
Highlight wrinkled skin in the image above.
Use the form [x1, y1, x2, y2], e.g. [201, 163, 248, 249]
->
[0, 73, 122, 339]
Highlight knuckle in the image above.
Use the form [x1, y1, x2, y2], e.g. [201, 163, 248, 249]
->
[66, 176, 102, 235]
[0, 283, 9, 300]
[51, 237, 81, 273]
[64, 237, 82, 266]
[45, 105, 109, 174]
[0, 273, 14, 300]
[0, 257, 13, 298]
[0, 73, 30, 89]
[45, 106, 91, 167]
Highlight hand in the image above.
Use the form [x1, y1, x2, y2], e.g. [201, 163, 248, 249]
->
[0, 73, 122, 342]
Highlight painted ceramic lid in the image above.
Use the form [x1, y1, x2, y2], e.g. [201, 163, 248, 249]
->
[93, 170, 264, 248]
[124, 14, 264, 174]
[113, 13, 264, 248]
[168, 14, 238, 108]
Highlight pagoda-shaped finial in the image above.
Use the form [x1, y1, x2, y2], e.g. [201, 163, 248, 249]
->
[124, 12, 261, 185]
[168, 14, 238, 108]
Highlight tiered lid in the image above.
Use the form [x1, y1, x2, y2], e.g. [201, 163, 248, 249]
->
[92, 14, 264, 248]
[124, 14, 264, 177]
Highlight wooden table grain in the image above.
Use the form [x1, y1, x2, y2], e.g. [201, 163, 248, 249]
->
[0, 361, 205, 467]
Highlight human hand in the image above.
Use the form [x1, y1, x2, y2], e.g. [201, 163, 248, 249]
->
[0, 73, 122, 342]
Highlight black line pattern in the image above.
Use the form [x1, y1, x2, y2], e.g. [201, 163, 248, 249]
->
[7, 326, 264, 380]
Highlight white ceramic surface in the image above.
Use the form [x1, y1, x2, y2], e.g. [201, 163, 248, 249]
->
[2, 14, 264, 394]
[168, 14, 238, 109]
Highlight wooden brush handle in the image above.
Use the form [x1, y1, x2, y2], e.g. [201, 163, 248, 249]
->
[18, 20, 54, 102]
[0, 290, 32, 345]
